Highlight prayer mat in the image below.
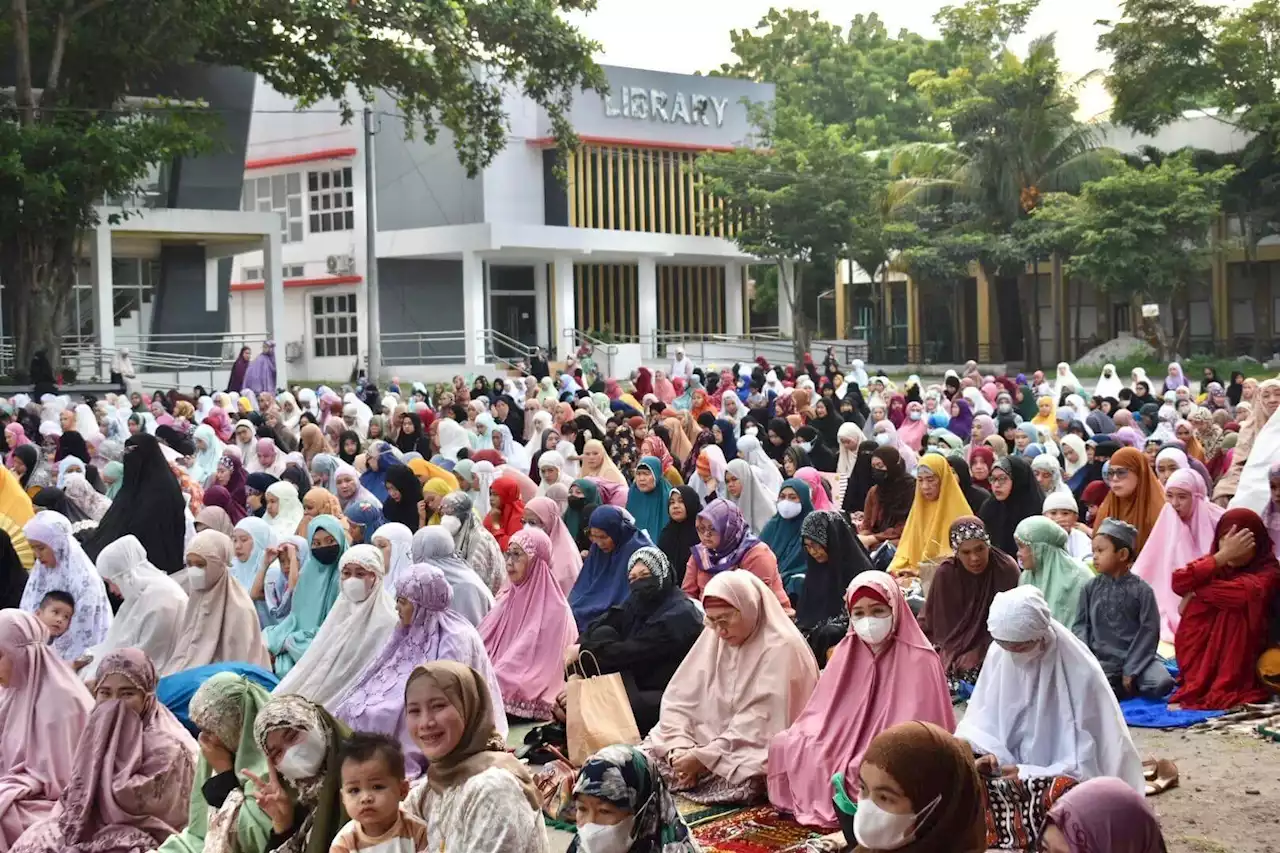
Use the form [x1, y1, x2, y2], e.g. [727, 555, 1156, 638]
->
[983, 775, 1077, 851]
[692, 805, 825, 853]
[1190, 701, 1280, 740]
[676, 797, 744, 828]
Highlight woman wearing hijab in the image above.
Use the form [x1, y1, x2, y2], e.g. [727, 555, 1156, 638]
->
[20, 512, 113, 661]
[880, 454, 964, 577]
[645, 570, 818, 804]
[681, 498, 791, 613]
[483, 475, 525, 552]
[955, 586, 1144, 792]
[794, 510, 874, 658]
[83, 433, 187, 573]
[478, 528, 577, 721]
[263, 515, 347, 676]
[569, 505, 652, 632]
[759, 478, 814, 600]
[411, 526, 496, 628]
[1013, 516, 1092, 627]
[858, 445, 916, 553]
[769, 572, 955, 828]
[12, 648, 196, 853]
[0, 610, 94, 849]
[522, 495, 582, 595]
[1042, 777, 1167, 853]
[379, 463, 423, 533]
[625, 456, 672, 544]
[434, 491, 503, 595]
[398, 662, 544, 851]
[947, 455, 989, 516]
[332, 562, 505, 763]
[82, 535, 188, 680]
[568, 745, 698, 853]
[657, 487, 701, 589]
[723, 458, 775, 535]
[979, 456, 1044, 557]
[1092, 446, 1165, 550]
[264, 480, 305, 541]
[1171, 508, 1280, 710]
[920, 517, 1020, 693]
[164, 529, 270, 676]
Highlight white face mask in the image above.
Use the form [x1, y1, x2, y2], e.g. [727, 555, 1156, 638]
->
[523, 522, 538, 530]
[341, 576, 371, 603]
[798, 441, 814, 453]
[575, 817, 636, 853]
[439, 515, 462, 535]
[854, 793, 940, 850]
[187, 567, 208, 592]
[852, 614, 894, 646]
[875, 433, 890, 446]
[776, 499, 802, 519]
[275, 727, 327, 781]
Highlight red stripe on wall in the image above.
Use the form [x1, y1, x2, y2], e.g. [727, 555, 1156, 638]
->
[244, 148, 358, 170]
[230, 274, 363, 292]
[525, 135, 738, 153]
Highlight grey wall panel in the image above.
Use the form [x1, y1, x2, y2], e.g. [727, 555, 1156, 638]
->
[151, 245, 226, 356]
[161, 65, 257, 212]
[378, 259, 466, 360]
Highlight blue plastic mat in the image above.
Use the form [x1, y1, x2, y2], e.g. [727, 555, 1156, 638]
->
[1118, 660, 1225, 728]
[158, 661, 280, 737]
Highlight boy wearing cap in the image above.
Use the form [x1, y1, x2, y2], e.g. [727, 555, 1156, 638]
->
[1074, 519, 1175, 699]
[1041, 491, 1094, 561]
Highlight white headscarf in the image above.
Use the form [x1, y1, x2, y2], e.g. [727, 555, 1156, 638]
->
[1094, 364, 1123, 399]
[849, 359, 869, 388]
[1052, 362, 1083, 398]
[736, 434, 784, 495]
[954, 586, 1144, 792]
[265, 480, 305, 541]
[20, 512, 113, 661]
[372, 522, 415, 596]
[435, 418, 471, 462]
[273, 544, 398, 707]
[725, 459, 778, 534]
[471, 460, 498, 517]
[535, 451, 567, 498]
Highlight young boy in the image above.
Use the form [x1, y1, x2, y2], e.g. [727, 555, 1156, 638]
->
[1041, 491, 1094, 560]
[1074, 519, 1174, 699]
[35, 590, 74, 644]
[330, 732, 427, 853]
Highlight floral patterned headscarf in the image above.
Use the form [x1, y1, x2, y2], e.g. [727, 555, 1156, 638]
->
[569, 744, 698, 853]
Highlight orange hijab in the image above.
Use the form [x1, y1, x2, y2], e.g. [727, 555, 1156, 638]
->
[299, 423, 326, 463]
[1094, 446, 1166, 550]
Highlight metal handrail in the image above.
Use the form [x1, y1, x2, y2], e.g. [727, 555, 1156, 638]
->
[562, 328, 620, 356]
[380, 331, 468, 366]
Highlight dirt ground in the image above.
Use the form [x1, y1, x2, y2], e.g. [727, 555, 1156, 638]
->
[1132, 728, 1279, 853]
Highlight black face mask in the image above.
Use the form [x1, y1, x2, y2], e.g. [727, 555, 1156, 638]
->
[568, 496, 586, 511]
[629, 575, 664, 602]
[311, 544, 341, 566]
[870, 469, 887, 483]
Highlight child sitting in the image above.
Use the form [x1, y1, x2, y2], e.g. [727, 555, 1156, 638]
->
[1041, 491, 1093, 560]
[1074, 519, 1174, 699]
[35, 590, 74, 644]
[330, 732, 428, 853]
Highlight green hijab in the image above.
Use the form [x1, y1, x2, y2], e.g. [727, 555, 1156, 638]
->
[759, 478, 814, 598]
[103, 460, 124, 500]
[1014, 515, 1092, 625]
[1016, 385, 1040, 422]
[263, 515, 348, 676]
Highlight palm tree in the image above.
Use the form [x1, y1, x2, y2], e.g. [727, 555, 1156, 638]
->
[887, 34, 1119, 363]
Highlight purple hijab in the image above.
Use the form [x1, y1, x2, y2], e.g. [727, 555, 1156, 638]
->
[242, 344, 277, 395]
[946, 399, 974, 441]
[1046, 777, 1165, 852]
[331, 561, 506, 774]
[692, 498, 761, 575]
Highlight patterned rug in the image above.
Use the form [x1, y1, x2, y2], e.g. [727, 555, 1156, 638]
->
[1189, 701, 1280, 740]
[675, 797, 744, 827]
[692, 805, 826, 853]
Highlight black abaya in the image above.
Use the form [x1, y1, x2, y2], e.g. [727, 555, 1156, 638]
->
[83, 433, 187, 573]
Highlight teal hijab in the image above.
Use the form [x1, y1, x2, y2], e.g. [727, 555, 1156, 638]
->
[759, 478, 813, 598]
[262, 514, 348, 676]
[625, 456, 672, 543]
[103, 460, 124, 500]
[563, 478, 602, 540]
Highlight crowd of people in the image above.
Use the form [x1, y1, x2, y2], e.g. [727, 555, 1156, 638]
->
[0, 347, 1276, 853]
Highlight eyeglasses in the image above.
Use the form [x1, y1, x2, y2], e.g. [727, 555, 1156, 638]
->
[503, 549, 525, 563]
[988, 473, 1011, 486]
[1105, 467, 1131, 481]
[695, 522, 717, 536]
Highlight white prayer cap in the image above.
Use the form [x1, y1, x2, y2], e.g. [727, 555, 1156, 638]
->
[1042, 491, 1078, 514]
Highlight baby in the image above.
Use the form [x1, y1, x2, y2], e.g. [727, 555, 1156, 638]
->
[36, 590, 74, 643]
[330, 732, 427, 853]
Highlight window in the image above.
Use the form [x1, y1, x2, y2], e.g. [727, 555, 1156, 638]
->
[312, 292, 358, 358]
[308, 167, 355, 233]
[241, 173, 304, 243]
[242, 264, 305, 281]
[1113, 303, 1132, 334]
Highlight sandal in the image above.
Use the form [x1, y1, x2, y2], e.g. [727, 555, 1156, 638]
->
[1142, 757, 1158, 782]
[1145, 758, 1179, 796]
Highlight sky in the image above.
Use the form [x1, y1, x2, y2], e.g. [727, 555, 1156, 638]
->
[564, 0, 1147, 120]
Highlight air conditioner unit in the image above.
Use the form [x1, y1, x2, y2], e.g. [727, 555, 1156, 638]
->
[285, 340, 305, 363]
[326, 254, 355, 275]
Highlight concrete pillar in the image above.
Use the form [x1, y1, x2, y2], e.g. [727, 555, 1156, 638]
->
[777, 260, 795, 336]
[976, 265, 991, 362]
[462, 251, 485, 366]
[262, 230, 288, 389]
[834, 259, 847, 340]
[88, 223, 114, 379]
[532, 262, 549, 352]
[724, 261, 744, 336]
[552, 255, 575, 361]
[638, 257, 658, 359]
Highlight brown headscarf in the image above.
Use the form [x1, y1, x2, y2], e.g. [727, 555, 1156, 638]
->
[300, 487, 348, 538]
[1093, 446, 1166, 550]
[406, 661, 538, 808]
[299, 423, 326, 463]
[663, 416, 694, 465]
[919, 517, 1020, 669]
[854, 721, 986, 853]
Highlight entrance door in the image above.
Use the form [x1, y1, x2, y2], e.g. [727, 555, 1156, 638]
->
[490, 292, 538, 348]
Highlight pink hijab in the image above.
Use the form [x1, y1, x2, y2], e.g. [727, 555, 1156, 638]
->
[795, 467, 835, 511]
[646, 570, 818, 783]
[526, 496, 582, 594]
[0, 610, 93, 849]
[1132, 468, 1225, 643]
[4, 423, 30, 466]
[477, 528, 579, 721]
[767, 572, 955, 827]
[895, 402, 927, 451]
[654, 372, 677, 405]
[33, 648, 196, 851]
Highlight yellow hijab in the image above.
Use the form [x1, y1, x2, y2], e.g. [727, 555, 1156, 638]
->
[888, 453, 971, 574]
[409, 458, 459, 491]
[423, 477, 455, 525]
[1029, 395, 1058, 437]
[0, 467, 34, 569]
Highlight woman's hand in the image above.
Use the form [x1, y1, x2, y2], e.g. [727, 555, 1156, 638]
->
[671, 751, 705, 787]
[199, 731, 236, 775]
[1214, 526, 1255, 569]
[563, 644, 581, 668]
[243, 763, 295, 833]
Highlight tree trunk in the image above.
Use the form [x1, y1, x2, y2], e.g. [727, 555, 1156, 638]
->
[1014, 270, 1040, 368]
[1252, 261, 1272, 361]
[0, 227, 77, 378]
[1072, 276, 1082, 362]
[791, 262, 811, 365]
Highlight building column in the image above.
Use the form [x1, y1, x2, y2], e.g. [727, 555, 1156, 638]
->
[724, 261, 744, 337]
[637, 257, 658, 359]
[532, 262, 549, 352]
[905, 276, 921, 363]
[462, 251, 485, 366]
[975, 265, 991, 362]
[552, 255, 575, 361]
[777, 260, 795, 335]
[835, 259, 848, 340]
[261, 230, 288, 388]
[88, 222, 114, 380]
[1211, 215, 1230, 352]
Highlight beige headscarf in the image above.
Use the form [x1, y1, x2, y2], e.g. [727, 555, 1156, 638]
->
[163, 529, 270, 674]
[664, 417, 694, 465]
[580, 438, 626, 484]
[407, 661, 538, 807]
[645, 570, 819, 783]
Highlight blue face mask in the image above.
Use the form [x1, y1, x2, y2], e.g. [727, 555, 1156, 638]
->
[875, 434, 890, 446]
[799, 441, 813, 453]
[909, 411, 922, 421]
